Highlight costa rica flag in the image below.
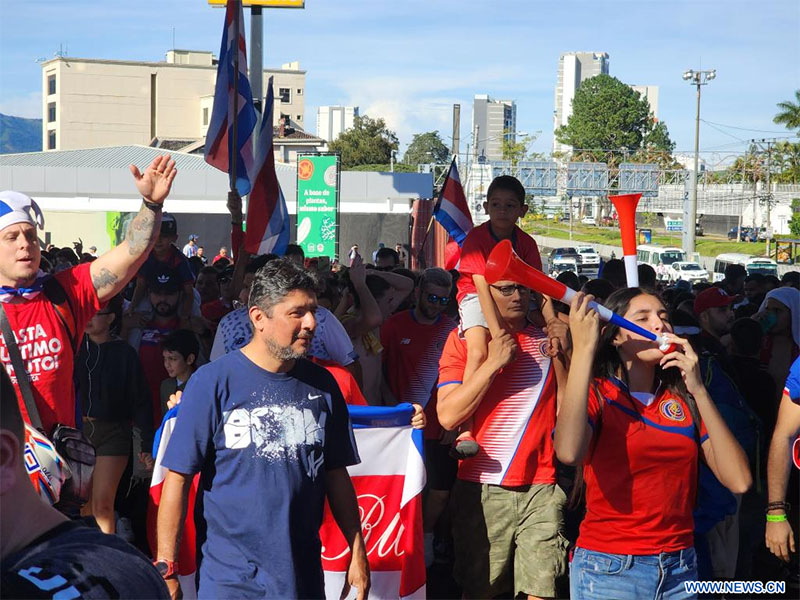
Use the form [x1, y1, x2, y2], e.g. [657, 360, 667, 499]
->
[433, 158, 473, 246]
[204, 0, 257, 196]
[244, 76, 290, 255]
[321, 404, 426, 599]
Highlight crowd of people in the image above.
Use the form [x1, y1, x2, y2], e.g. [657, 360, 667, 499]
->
[1, 162, 799, 599]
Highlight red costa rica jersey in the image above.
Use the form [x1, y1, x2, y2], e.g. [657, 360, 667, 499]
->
[1, 264, 101, 433]
[438, 323, 557, 486]
[456, 222, 542, 304]
[380, 310, 456, 440]
[578, 376, 709, 555]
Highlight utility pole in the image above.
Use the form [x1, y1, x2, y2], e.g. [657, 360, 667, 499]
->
[681, 69, 716, 255]
[765, 139, 773, 257]
[452, 104, 460, 160]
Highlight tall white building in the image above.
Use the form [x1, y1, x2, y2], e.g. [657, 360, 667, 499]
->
[472, 95, 516, 162]
[553, 51, 610, 154]
[316, 106, 359, 142]
[630, 85, 659, 118]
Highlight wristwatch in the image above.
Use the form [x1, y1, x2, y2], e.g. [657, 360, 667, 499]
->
[153, 559, 179, 580]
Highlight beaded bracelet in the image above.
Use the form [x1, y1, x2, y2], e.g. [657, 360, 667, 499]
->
[766, 514, 788, 522]
[766, 501, 791, 512]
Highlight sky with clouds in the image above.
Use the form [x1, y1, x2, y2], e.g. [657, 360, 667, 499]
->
[1, 0, 797, 160]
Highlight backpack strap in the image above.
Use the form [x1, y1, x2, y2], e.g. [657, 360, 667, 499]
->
[42, 277, 79, 355]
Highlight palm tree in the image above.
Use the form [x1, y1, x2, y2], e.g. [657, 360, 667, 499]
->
[774, 90, 800, 130]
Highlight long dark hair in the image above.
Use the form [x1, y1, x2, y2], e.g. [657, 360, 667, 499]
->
[593, 287, 689, 400]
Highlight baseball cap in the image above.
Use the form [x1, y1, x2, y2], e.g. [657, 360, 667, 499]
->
[160, 212, 177, 237]
[0, 190, 45, 231]
[188, 234, 199, 241]
[147, 267, 181, 294]
[693, 287, 734, 316]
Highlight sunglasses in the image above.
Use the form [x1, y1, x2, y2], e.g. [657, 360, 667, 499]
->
[426, 293, 450, 306]
[490, 284, 530, 297]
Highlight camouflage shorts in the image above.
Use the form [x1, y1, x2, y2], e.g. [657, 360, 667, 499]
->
[452, 479, 569, 599]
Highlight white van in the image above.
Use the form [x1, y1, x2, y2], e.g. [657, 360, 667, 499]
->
[712, 253, 779, 282]
[636, 245, 687, 269]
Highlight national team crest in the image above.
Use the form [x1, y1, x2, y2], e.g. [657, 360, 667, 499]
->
[659, 398, 686, 422]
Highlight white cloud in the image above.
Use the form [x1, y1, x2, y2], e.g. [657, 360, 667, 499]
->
[0, 92, 42, 119]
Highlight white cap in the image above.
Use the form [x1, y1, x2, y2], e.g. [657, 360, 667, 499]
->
[0, 191, 45, 232]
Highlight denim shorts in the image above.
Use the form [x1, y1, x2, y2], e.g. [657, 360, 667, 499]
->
[570, 546, 698, 600]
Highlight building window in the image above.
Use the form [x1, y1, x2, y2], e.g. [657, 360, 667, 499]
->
[296, 88, 302, 95]
[296, 115, 302, 121]
[48, 130, 56, 150]
[47, 74, 56, 95]
[47, 103, 56, 123]
[203, 107, 209, 126]
[278, 88, 291, 103]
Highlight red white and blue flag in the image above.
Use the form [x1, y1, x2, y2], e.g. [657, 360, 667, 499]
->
[244, 76, 290, 255]
[147, 405, 199, 599]
[321, 404, 426, 600]
[204, 0, 257, 196]
[433, 158, 473, 246]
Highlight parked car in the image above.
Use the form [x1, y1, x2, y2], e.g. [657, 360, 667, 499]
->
[727, 226, 757, 242]
[550, 257, 579, 277]
[576, 245, 601, 271]
[549, 247, 582, 266]
[695, 222, 704, 237]
[581, 216, 597, 226]
[667, 261, 709, 284]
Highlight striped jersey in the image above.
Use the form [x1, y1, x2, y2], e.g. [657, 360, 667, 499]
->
[438, 324, 557, 486]
[381, 310, 456, 440]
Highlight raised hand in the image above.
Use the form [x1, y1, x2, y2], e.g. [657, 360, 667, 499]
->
[568, 292, 600, 352]
[129, 155, 177, 205]
[658, 334, 703, 396]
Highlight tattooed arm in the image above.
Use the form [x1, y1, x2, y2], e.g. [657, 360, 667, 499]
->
[90, 155, 177, 303]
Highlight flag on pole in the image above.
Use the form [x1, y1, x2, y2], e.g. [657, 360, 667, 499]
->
[321, 404, 426, 600]
[244, 76, 290, 255]
[204, 0, 257, 196]
[147, 405, 200, 599]
[433, 158, 473, 246]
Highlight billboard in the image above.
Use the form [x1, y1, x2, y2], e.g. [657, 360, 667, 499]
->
[209, 1, 305, 7]
[296, 154, 340, 258]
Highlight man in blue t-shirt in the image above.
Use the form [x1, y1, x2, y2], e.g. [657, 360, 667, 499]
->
[155, 259, 370, 599]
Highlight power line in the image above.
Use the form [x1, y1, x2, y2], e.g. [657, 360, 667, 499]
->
[700, 119, 799, 135]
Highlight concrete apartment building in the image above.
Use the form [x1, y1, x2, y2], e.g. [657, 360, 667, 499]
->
[472, 94, 517, 162]
[41, 50, 306, 152]
[317, 106, 359, 142]
[630, 84, 659, 119]
[553, 51, 610, 154]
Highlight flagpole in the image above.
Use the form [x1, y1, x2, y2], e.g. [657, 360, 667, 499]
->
[231, 0, 240, 194]
[417, 155, 456, 268]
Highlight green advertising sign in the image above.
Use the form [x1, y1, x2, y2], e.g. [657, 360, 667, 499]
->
[296, 154, 339, 257]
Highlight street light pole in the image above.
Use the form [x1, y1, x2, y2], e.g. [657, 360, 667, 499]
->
[682, 68, 715, 256]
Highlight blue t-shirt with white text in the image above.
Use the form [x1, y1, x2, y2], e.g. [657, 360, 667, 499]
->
[161, 350, 359, 599]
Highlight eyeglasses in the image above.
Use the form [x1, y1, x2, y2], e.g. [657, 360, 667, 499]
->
[490, 284, 530, 297]
[426, 293, 450, 306]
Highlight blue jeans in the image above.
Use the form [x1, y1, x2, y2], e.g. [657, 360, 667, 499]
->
[570, 546, 698, 599]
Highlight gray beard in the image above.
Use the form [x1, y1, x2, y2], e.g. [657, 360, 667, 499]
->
[266, 337, 307, 361]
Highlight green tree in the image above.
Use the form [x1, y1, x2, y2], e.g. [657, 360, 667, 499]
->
[773, 141, 800, 184]
[402, 131, 450, 165]
[555, 74, 675, 166]
[773, 90, 800, 131]
[501, 130, 539, 166]
[790, 199, 800, 237]
[328, 115, 399, 169]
